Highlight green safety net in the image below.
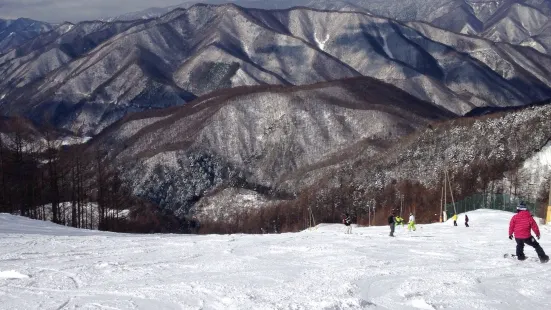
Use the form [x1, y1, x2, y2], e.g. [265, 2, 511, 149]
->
[444, 193, 537, 219]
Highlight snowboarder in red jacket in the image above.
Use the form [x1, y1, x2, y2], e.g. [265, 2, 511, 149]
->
[509, 202, 549, 263]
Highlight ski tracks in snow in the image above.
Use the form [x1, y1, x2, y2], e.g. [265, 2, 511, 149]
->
[1, 210, 550, 309]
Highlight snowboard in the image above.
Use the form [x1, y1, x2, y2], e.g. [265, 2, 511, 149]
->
[504, 253, 548, 263]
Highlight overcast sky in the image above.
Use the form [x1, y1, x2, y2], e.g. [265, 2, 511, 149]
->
[0, 0, 196, 22]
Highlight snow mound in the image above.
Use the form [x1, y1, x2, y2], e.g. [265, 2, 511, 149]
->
[0, 213, 109, 236]
[446, 208, 513, 223]
[446, 209, 547, 225]
[0, 270, 29, 279]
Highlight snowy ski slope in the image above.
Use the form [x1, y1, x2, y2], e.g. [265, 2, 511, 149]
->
[0, 209, 550, 309]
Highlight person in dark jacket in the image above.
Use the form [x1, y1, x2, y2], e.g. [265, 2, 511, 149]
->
[388, 212, 395, 237]
[343, 213, 352, 234]
[465, 214, 469, 227]
[509, 202, 549, 263]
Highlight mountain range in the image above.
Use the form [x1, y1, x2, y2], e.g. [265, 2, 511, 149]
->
[7, 1, 550, 56]
[85, 75, 551, 220]
[1, 1, 551, 228]
[1, 4, 551, 135]
[111, 0, 551, 54]
[87, 76, 454, 215]
[0, 18, 53, 54]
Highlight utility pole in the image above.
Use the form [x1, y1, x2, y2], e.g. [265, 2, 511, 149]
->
[444, 171, 447, 221]
[400, 193, 406, 217]
[548, 176, 551, 208]
[548, 176, 551, 207]
[440, 185, 443, 222]
[446, 170, 457, 215]
[547, 177, 551, 224]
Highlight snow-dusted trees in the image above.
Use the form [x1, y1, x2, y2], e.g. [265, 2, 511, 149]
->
[0, 123, 186, 233]
[44, 129, 61, 223]
[69, 145, 86, 228]
[0, 128, 39, 217]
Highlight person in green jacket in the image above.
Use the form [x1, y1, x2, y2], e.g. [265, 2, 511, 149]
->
[408, 213, 416, 231]
[395, 215, 405, 227]
[452, 214, 458, 226]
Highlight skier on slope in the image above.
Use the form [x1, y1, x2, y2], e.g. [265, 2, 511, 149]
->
[408, 213, 416, 231]
[388, 212, 395, 237]
[395, 215, 404, 227]
[342, 213, 352, 234]
[465, 214, 469, 227]
[509, 202, 549, 263]
[452, 214, 458, 226]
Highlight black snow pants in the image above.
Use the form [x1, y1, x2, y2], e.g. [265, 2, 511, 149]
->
[389, 223, 395, 237]
[515, 237, 548, 259]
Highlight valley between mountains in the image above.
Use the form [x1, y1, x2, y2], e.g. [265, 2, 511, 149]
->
[0, 1, 550, 232]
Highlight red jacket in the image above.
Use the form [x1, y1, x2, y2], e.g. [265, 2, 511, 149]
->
[509, 211, 540, 239]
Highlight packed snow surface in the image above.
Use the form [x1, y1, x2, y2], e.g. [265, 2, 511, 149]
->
[1, 209, 550, 309]
[0, 270, 29, 280]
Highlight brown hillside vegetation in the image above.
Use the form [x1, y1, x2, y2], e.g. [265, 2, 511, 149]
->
[1, 78, 550, 234]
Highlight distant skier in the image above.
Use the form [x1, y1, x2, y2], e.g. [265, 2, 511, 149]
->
[452, 214, 458, 226]
[408, 213, 416, 231]
[508, 202, 549, 263]
[465, 214, 469, 227]
[343, 213, 352, 234]
[388, 212, 395, 237]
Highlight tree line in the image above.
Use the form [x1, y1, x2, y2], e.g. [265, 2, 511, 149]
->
[3, 124, 546, 235]
[0, 121, 190, 233]
[198, 154, 550, 234]
[2, 107, 549, 235]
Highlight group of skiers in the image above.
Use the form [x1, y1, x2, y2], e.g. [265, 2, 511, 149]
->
[341, 202, 549, 263]
[452, 213, 469, 227]
[341, 211, 416, 237]
[387, 212, 416, 237]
